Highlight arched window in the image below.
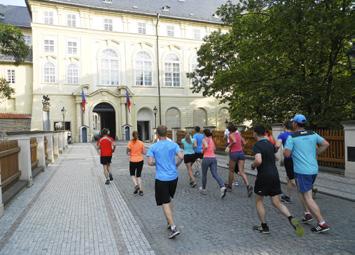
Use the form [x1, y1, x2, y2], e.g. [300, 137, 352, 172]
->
[193, 108, 207, 127]
[191, 55, 198, 72]
[135, 51, 152, 86]
[67, 63, 79, 84]
[164, 54, 180, 87]
[44, 62, 55, 83]
[165, 108, 181, 129]
[100, 49, 119, 85]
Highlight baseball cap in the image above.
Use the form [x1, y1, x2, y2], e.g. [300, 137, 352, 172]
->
[292, 114, 307, 124]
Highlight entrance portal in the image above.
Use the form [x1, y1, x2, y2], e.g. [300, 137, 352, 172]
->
[93, 103, 116, 139]
[137, 121, 150, 141]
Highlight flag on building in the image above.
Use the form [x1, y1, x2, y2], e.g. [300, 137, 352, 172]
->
[81, 90, 86, 112]
[125, 89, 131, 112]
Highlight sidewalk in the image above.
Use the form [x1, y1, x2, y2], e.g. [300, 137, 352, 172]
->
[0, 144, 154, 255]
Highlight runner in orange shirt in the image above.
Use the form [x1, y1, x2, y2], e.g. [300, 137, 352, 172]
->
[127, 131, 146, 196]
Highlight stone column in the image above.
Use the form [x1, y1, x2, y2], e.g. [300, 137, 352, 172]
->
[17, 137, 33, 187]
[58, 132, 64, 153]
[172, 128, 178, 143]
[0, 164, 4, 218]
[46, 133, 54, 163]
[271, 123, 284, 165]
[35, 134, 46, 170]
[64, 131, 68, 149]
[342, 121, 355, 177]
[53, 133, 59, 158]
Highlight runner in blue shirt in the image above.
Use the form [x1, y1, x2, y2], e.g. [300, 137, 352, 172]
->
[284, 114, 330, 233]
[276, 121, 295, 203]
[193, 126, 204, 177]
[147, 125, 184, 239]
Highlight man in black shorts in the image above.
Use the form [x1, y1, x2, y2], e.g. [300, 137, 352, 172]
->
[147, 125, 184, 239]
[251, 125, 303, 236]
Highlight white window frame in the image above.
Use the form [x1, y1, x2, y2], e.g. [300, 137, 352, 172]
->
[7, 70, 15, 84]
[44, 39, 55, 53]
[67, 40, 78, 55]
[137, 22, 146, 34]
[193, 29, 201, 40]
[67, 63, 79, 84]
[167, 25, 175, 37]
[104, 18, 113, 31]
[164, 54, 180, 87]
[44, 11, 54, 25]
[99, 49, 119, 86]
[135, 51, 152, 86]
[43, 62, 56, 83]
[67, 14, 77, 27]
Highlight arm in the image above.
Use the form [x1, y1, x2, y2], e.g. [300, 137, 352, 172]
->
[240, 134, 246, 146]
[126, 148, 131, 155]
[147, 156, 155, 166]
[202, 139, 208, 150]
[317, 139, 329, 155]
[251, 153, 262, 170]
[142, 146, 147, 155]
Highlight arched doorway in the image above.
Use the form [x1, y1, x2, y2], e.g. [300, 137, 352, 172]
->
[137, 107, 154, 141]
[93, 102, 116, 139]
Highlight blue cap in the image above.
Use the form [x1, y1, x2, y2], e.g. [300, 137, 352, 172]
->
[292, 114, 307, 124]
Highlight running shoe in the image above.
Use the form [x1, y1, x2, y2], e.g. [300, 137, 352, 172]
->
[225, 183, 232, 192]
[311, 223, 330, 233]
[167, 224, 171, 230]
[233, 181, 239, 186]
[168, 226, 180, 239]
[199, 187, 207, 195]
[301, 213, 313, 223]
[190, 182, 197, 188]
[194, 170, 200, 177]
[139, 190, 144, 196]
[105, 179, 110, 185]
[247, 185, 253, 197]
[281, 195, 291, 203]
[290, 218, 304, 237]
[133, 185, 140, 194]
[109, 173, 113, 181]
[220, 186, 227, 199]
[253, 225, 270, 234]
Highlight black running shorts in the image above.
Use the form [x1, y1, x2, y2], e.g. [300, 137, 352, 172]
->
[155, 178, 178, 206]
[284, 158, 295, 180]
[194, 153, 203, 160]
[100, 156, 112, 165]
[129, 161, 144, 177]
[254, 175, 282, 197]
[184, 154, 196, 164]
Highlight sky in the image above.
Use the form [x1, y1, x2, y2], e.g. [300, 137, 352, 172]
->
[0, 0, 26, 6]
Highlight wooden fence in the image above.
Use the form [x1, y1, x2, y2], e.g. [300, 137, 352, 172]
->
[0, 140, 21, 191]
[315, 129, 344, 169]
[30, 138, 38, 170]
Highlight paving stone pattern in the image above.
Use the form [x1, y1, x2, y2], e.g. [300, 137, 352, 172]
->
[112, 143, 355, 255]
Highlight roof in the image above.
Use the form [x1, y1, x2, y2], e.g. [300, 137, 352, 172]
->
[0, 4, 31, 28]
[37, 0, 229, 24]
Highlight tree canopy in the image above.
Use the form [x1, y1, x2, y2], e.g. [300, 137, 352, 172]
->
[190, 0, 355, 128]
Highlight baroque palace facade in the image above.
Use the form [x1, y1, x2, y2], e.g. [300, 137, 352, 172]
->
[0, 0, 230, 142]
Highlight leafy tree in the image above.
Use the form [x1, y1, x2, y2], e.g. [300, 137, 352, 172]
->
[190, 0, 355, 128]
[0, 23, 29, 64]
[0, 78, 14, 101]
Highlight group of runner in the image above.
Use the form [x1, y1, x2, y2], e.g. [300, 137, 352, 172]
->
[96, 113, 331, 239]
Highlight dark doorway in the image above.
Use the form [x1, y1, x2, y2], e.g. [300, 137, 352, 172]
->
[93, 103, 116, 139]
[137, 121, 150, 141]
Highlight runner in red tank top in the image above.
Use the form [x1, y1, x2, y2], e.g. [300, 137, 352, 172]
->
[97, 128, 116, 185]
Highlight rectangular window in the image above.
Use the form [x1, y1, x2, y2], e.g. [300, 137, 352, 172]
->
[23, 35, 32, 46]
[193, 29, 201, 40]
[167, 25, 174, 37]
[67, 14, 76, 27]
[44, 39, 54, 52]
[137, 22, 146, 34]
[104, 19, 113, 31]
[67, 41, 77, 55]
[44, 11, 54, 25]
[7, 70, 15, 84]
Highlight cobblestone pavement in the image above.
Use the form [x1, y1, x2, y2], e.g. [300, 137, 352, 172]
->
[111, 142, 355, 255]
[0, 144, 154, 255]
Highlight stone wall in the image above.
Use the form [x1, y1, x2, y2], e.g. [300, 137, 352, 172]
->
[0, 114, 31, 132]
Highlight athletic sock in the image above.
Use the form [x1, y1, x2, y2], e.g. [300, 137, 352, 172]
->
[319, 221, 326, 226]
[171, 225, 176, 230]
[288, 216, 293, 223]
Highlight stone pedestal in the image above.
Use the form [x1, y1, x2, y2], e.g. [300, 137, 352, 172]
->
[342, 121, 355, 178]
[17, 137, 33, 187]
[46, 133, 54, 163]
[271, 123, 284, 164]
[58, 132, 64, 153]
[53, 133, 59, 158]
[34, 135, 46, 170]
[0, 164, 4, 218]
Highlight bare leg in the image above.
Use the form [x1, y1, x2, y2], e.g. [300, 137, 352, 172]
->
[137, 177, 142, 190]
[186, 163, 195, 183]
[162, 202, 175, 226]
[228, 159, 236, 186]
[271, 195, 291, 218]
[131, 176, 138, 186]
[255, 195, 266, 223]
[238, 160, 249, 186]
[103, 165, 109, 179]
[297, 191, 310, 212]
[302, 190, 325, 223]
